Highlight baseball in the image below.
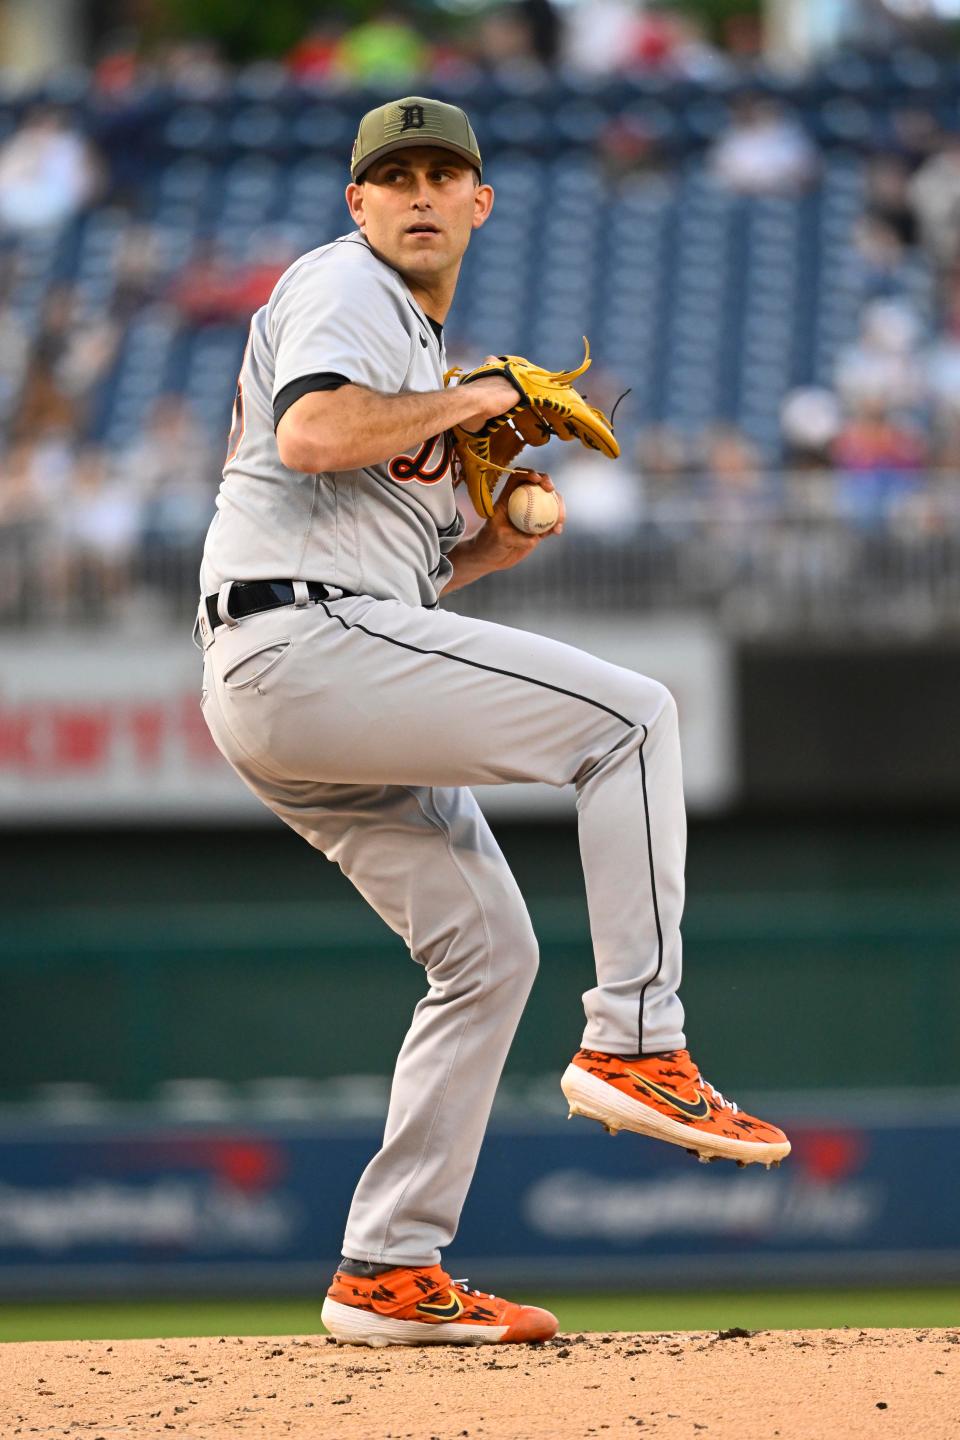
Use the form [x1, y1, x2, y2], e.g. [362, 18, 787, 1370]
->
[507, 483, 561, 535]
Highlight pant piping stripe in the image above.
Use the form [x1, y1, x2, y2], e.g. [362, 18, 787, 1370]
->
[317, 600, 666, 1055]
[635, 726, 664, 1053]
[317, 601, 636, 729]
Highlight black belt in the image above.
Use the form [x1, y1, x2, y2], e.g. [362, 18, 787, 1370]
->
[205, 580, 346, 632]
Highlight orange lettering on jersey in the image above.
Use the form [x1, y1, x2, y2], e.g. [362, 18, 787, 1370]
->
[388, 432, 452, 486]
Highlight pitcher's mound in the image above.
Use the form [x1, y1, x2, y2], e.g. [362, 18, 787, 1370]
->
[4, 1327, 958, 1438]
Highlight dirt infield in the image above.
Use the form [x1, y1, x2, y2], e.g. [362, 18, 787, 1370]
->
[3, 1328, 958, 1439]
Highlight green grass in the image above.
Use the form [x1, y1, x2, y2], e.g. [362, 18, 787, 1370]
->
[1, 1289, 957, 1343]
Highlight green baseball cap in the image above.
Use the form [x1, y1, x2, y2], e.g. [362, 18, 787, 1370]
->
[350, 96, 482, 181]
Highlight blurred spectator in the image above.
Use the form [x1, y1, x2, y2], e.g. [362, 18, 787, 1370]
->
[0, 108, 103, 237]
[62, 447, 140, 614]
[657, 12, 732, 82]
[849, 213, 916, 302]
[562, 0, 726, 78]
[930, 411, 960, 473]
[156, 39, 230, 98]
[708, 96, 818, 196]
[631, 5, 681, 68]
[521, 0, 563, 67]
[473, 4, 547, 80]
[701, 424, 763, 483]
[561, 0, 638, 76]
[0, 440, 53, 620]
[549, 447, 643, 536]
[0, 433, 72, 621]
[908, 133, 960, 276]
[834, 299, 926, 415]
[596, 114, 669, 187]
[864, 156, 916, 248]
[169, 237, 290, 325]
[0, 283, 30, 424]
[635, 425, 693, 490]
[923, 271, 960, 427]
[334, 7, 431, 85]
[128, 396, 218, 561]
[628, 5, 730, 79]
[92, 29, 145, 100]
[887, 105, 941, 169]
[14, 357, 77, 447]
[832, 398, 927, 525]
[698, 424, 773, 521]
[33, 284, 121, 422]
[780, 388, 843, 473]
[113, 223, 169, 319]
[4, 428, 75, 512]
[0, 440, 49, 526]
[285, 18, 349, 82]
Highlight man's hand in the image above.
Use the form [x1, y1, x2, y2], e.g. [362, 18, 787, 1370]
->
[484, 468, 565, 559]
[458, 374, 522, 434]
[443, 470, 565, 595]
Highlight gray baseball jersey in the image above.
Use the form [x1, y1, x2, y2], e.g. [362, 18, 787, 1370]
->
[199, 229, 464, 608]
[196, 222, 689, 1272]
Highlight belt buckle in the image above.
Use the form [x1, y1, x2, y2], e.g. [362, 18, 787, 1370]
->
[217, 581, 239, 629]
[196, 602, 215, 651]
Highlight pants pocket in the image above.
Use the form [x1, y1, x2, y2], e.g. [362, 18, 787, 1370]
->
[222, 641, 291, 691]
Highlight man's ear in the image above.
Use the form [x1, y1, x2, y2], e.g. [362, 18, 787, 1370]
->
[472, 183, 494, 230]
[346, 181, 365, 229]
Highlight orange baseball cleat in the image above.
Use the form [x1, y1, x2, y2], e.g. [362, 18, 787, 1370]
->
[561, 1048, 790, 1168]
[321, 1263, 559, 1347]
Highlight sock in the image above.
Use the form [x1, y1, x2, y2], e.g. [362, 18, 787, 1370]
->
[338, 1257, 403, 1278]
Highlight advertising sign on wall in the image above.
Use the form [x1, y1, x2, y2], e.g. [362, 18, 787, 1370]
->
[0, 1103, 956, 1294]
[0, 619, 736, 822]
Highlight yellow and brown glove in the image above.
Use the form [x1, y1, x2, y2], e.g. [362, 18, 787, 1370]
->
[445, 338, 620, 519]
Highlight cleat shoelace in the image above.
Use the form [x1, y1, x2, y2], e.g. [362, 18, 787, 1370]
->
[453, 1278, 495, 1300]
[698, 1073, 739, 1113]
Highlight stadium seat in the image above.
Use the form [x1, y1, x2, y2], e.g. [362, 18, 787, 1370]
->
[0, 72, 893, 460]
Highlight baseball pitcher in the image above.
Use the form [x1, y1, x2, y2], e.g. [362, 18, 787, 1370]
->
[196, 96, 790, 1348]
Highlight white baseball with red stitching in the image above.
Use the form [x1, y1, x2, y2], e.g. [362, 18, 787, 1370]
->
[507, 483, 560, 534]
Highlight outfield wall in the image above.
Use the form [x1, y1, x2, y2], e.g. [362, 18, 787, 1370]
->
[2, 817, 959, 1100]
[0, 1097, 957, 1297]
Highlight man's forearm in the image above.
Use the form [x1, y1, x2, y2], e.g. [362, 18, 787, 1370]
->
[441, 535, 504, 595]
[277, 382, 495, 473]
[442, 470, 563, 596]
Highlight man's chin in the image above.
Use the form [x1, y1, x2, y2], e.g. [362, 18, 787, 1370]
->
[380, 237, 461, 276]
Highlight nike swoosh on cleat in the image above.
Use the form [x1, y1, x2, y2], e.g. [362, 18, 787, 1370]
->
[416, 1291, 465, 1320]
[627, 1070, 711, 1119]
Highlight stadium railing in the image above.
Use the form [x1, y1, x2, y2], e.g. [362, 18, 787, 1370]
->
[1, 469, 958, 633]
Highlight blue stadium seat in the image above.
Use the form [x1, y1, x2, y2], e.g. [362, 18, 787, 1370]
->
[228, 104, 288, 153]
[292, 104, 354, 151]
[2, 72, 913, 458]
[162, 103, 225, 154]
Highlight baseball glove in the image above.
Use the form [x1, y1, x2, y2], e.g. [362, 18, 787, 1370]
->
[445, 338, 620, 519]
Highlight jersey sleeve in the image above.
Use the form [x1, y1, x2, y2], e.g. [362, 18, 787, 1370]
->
[270, 252, 413, 402]
[273, 372, 349, 431]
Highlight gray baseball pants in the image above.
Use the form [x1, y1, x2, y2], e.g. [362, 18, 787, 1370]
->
[199, 590, 687, 1267]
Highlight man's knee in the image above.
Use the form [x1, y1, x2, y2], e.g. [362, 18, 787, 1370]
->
[484, 899, 540, 995]
[604, 665, 678, 733]
[422, 887, 538, 998]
